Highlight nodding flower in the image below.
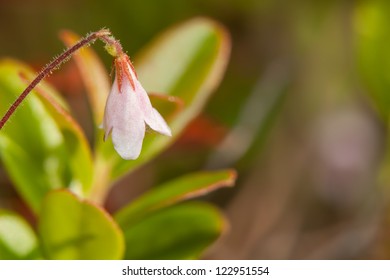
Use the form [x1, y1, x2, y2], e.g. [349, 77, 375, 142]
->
[102, 54, 171, 160]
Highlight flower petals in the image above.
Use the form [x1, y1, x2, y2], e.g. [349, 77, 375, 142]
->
[111, 115, 145, 160]
[102, 54, 171, 160]
[135, 81, 172, 136]
[147, 108, 172, 136]
[104, 78, 145, 160]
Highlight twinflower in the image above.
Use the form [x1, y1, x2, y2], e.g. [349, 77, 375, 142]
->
[103, 54, 171, 160]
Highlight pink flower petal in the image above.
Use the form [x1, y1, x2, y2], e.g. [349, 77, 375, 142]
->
[103, 77, 145, 160]
[135, 80, 172, 136]
[102, 55, 172, 160]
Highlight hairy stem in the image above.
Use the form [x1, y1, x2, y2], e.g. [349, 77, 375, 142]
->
[0, 28, 112, 130]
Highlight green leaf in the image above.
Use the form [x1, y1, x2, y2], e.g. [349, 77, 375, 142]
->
[98, 17, 231, 181]
[121, 202, 226, 259]
[0, 209, 40, 259]
[0, 136, 49, 208]
[354, 1, 390, 119]
[115, 169, 236, 228]
[0, 59, 93, 212]
[36, 89, 94, 196]
[38, 190, 124, 260]
[115, 169, 235, 259]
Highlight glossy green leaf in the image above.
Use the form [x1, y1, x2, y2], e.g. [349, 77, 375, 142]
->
[0, 135, 49, 208]
[115, 169, 236, 227]
[36, 89, 94, 196]
[121, 202, 226, 259]
[39, 190, 124, 259]
[98, 17, 231, 181]
[0, 59, 93, 212]
[0, 209, 40, 259]
[354, 1, 390, 119]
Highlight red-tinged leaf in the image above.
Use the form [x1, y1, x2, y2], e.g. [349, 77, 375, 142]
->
[115, 169, 236, 228]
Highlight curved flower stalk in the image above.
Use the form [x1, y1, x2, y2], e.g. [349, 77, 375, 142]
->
[0, 29, 111, 130]
[103, 54, 171, 160]
[0, 28, 171, 160]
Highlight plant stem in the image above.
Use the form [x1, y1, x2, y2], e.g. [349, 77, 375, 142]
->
[0, 28, 111, 130]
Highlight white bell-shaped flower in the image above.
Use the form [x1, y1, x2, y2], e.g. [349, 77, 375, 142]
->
[103, 54, 171, 160]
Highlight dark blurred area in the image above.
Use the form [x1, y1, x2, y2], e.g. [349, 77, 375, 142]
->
[1, 0, 390, 259]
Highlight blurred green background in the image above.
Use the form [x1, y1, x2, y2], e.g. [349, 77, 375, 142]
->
[1, 0, 390, 259]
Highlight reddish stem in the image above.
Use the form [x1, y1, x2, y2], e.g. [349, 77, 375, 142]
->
[0, 29, 111, 130]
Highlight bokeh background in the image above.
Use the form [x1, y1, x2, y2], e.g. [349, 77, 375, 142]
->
[1, 0, 390, 259]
